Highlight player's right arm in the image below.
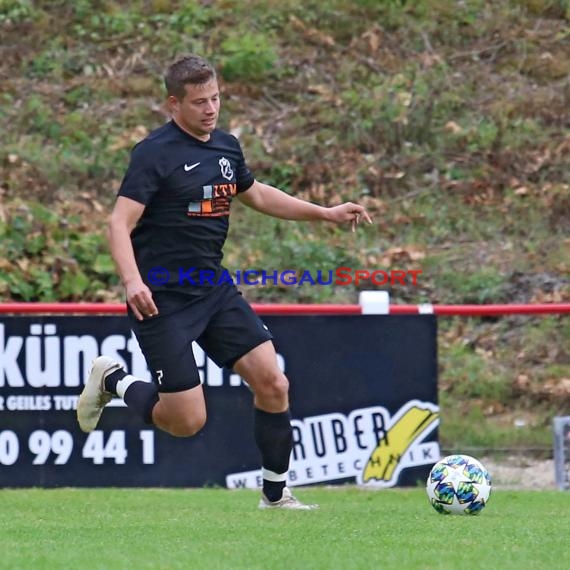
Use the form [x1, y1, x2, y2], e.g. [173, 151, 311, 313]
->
[108, 196, 158, 321]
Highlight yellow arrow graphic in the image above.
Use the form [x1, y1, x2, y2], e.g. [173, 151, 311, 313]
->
[363, 405, 439, 483]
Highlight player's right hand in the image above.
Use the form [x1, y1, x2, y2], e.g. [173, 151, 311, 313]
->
[125, 281, 158, 320]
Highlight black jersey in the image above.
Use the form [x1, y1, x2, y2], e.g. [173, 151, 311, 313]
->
[117, 120, 255, 305]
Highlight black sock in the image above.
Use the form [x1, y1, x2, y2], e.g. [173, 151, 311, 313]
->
[263, 480, 287, 503]
[123, 382, 159, 425]
[104, 368, 127, 395]
[254, 408, 293, 502]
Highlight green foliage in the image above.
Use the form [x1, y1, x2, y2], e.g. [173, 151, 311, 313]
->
[516, 316, 570, 362]
[20, 94, 59, 137]
[226, 207, 360, 302]
[436, 313, 570, 451]
[515, 0, 570, 18]
[261, 161, 304, 190]
[335, 68, 445, 152]
[438, 268, 507, 303]
[2, 1, 565, 308]
[0, 0, 35, 24]
[0, 202, 118, 301]
[439, 401, 555, 449]
[440, 342, 511, 401]
[219, 32, 279, 83]
[0, 0, 566, 456]
[148, 2, 212, 33]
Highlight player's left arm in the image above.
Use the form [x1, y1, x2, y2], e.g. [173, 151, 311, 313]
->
[237, 180, 372, 231]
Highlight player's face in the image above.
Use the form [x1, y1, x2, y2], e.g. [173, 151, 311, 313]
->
[169, 79, 220, 141]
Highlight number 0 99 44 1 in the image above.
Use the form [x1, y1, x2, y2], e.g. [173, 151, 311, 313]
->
[0, 430, 155, 466]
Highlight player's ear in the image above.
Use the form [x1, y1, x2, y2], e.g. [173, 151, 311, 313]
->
[167, 95, 179, 114]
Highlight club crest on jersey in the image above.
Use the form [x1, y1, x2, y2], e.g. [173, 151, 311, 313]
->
[219, 157, 234, 181]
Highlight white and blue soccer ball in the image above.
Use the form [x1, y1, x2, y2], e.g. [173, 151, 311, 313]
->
[426, 454, 492, 515]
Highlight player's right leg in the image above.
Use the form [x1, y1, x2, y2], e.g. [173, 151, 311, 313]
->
[150, 386, 206, 437]
[76, 356, 123, 432]
[77, 304, 206, 436]
[76, 354, 206, 436]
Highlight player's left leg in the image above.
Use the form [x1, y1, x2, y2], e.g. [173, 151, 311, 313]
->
[200, 285, 317, 509]
[233, 341, 290, 500]
[233, 341, 317, 510]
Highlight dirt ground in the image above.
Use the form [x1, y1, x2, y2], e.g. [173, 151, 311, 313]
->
[481, 457, 559, 490]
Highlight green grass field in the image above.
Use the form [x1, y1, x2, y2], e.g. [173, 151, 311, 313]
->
[1, 487, 569, 570]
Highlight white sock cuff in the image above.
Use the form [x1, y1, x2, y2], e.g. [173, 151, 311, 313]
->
[116, 375, 146, 399]
[262, 468, 287, 483]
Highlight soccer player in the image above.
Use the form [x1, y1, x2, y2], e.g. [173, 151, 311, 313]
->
[77, 54, 372, 509]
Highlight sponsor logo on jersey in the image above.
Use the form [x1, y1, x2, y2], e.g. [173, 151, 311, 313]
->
[219, 157, 234, 181]
[187, 183, 237, 217]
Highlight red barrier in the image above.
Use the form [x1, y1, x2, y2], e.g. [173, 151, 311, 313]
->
[0, 302, 568, 316]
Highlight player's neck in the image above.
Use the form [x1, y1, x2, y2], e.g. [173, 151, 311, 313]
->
[172, 118, 211, 142]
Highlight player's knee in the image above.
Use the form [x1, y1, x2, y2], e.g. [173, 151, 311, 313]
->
[257, 370, 289, 401]
[167, 411, 207, 438]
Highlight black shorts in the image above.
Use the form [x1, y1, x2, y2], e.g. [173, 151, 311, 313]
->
[129, 285, 273, 393]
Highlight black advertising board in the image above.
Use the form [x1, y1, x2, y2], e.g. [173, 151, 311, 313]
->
[0, 315, 438, 488]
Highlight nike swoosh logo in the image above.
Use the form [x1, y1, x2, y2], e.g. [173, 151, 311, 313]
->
[184, 162, 200, 172]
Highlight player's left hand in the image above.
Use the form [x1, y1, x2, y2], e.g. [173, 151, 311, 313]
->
[327, 203, 373, 232]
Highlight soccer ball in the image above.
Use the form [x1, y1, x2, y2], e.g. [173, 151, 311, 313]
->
[426, 454, 492, 515]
